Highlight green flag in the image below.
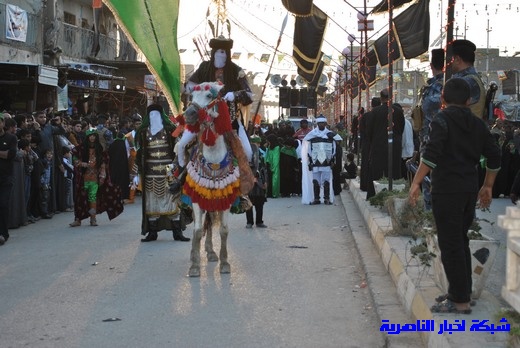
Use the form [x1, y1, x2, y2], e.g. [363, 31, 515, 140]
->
[103, 0, 181, 112]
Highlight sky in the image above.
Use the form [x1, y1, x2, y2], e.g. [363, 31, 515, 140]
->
[177, 0, 519, 80]
[175, 0, 518, 121]
[177, 0, 519, 53]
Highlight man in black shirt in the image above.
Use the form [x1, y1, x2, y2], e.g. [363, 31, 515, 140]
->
[0, 114, 19, 245]
[409, 78, 501, 314]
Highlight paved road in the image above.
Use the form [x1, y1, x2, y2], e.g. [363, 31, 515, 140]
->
[0, 195, 386, 348]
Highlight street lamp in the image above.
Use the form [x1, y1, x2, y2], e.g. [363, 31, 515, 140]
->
[347, 34, 357, 161]
[342, 46, 350, 128]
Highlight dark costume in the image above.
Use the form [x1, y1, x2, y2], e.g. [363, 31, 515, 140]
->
[188, 36, 251, 98]
[0, 125, 18, 243]
[70, 131, 123, 226]
[246, 142, 268, 227]
[279, 138, 298, 197]
[108, 134, 130, 201]
[422, 104, 500, 305]
[365, 95, 405, 199]
[134, 104, 189, 242]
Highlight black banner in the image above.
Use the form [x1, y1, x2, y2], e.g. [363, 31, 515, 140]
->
[281, 0, 313, 16]
[393, 0, 430, 59]
[293, 5, 327, 77]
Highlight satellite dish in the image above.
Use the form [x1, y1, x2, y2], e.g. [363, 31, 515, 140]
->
[295, 75, 306, 87]
[270, 74, 282, 86]
[318, 74, 328, 86]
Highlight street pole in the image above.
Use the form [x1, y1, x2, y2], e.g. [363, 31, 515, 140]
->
[387, 0, 394, 191]
[444, 0, 456, 81]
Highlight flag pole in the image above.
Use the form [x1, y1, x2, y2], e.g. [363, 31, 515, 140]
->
[253, 13, 289, 120]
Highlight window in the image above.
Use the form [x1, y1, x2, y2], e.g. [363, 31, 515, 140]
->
[64, 12, 76, 26]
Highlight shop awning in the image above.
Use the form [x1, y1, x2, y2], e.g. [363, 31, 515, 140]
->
[0, 62, 58, 86]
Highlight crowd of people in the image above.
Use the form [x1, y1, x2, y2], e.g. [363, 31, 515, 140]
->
[0, 108, 141, 245]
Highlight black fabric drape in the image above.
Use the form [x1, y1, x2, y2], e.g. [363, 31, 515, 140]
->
[372, 0, 415, 14]
[366, 49, 378, 86]
[293, 5, 327, 77]
[393, 0, 430, 59]
[281, 0, 313, 16]
[298, 58, 324, 87]
[374, 30, 401, 67]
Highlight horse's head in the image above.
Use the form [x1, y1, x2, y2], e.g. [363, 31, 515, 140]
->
[184, 82, 224, 125]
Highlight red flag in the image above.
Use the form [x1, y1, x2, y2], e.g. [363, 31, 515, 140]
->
[93, 0, 102, 8]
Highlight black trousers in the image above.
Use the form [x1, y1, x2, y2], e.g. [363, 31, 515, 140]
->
[432, 192, 477, 303]
[246, 201, 264, 225]
[0, 175, 13, 238]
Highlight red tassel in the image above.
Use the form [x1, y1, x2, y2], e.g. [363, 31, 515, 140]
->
[202, 128, 217, 146]
[213, 101, 232, 135]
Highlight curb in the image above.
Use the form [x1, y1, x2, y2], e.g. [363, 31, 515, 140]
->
[340, 187, 424, 347]
[345, 179, 509, 347]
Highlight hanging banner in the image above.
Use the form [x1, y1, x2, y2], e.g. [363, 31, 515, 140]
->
[57, 85, 69, 112]
[6, 4, 28, 42]
[393, 0, 430, 59]
[293, 5, 327, 75]
[103, 0, 181, 112]
[281, 0, 313, 17]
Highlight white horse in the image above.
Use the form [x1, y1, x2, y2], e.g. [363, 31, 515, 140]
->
[178, 82, 253, 277]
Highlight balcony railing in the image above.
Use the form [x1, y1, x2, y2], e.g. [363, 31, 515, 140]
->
[59, 23, 117, 60]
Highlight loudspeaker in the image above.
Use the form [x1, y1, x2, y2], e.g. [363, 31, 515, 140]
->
[290, 107, 307, 117]
[306, 90, 317, 109]
[290, 88, 300, 106]
[279, 87, 291, 108]
[299, 88, 308, 106]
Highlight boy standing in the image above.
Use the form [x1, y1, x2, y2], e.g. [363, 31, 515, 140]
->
[409, 78, 501, 314]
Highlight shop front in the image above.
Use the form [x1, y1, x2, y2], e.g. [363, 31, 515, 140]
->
[0, 62, 58, 112]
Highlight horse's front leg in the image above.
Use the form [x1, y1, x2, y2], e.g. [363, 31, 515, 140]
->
[205, 212, 218, 262]
[189, 204, 204, 277]
[219, 210, 230, 274]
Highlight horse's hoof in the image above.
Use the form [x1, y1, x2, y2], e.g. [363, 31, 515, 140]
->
[207, 252, 218, 262]
[220, 263, 230, 274]
[188, 267, 200, 277]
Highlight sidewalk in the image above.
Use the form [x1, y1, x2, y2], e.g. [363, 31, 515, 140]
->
[342, 178, 510, 347]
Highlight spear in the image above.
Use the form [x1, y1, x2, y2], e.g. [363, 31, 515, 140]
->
[253, 12, 289, 119]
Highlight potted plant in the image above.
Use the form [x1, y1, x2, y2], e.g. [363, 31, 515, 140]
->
[372, 177, 407, 195]
[425, 209, 500, 299]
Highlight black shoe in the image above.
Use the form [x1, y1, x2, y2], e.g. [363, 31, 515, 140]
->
[172, 220, 190, 241]
[141, 232, 158, 242]
[311, 200, 321, 205]
[41, 214, 52, 219]
[173, 231, 190, 242]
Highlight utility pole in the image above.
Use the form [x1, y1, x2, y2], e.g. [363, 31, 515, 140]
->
[486, 18, 492, 86]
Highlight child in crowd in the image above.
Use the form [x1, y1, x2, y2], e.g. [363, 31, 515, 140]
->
[246, 137, 268, 228]
[39, 149, 53, 219]
[62, 146, 74, 212]
[343, 153, 357, 179]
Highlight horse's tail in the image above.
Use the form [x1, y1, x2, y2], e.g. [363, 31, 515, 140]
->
[224, 131, 254, 194]
[203, 211, 212, 237]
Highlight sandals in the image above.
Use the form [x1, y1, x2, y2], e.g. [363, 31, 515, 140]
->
[431, 299, 472, 315]
[435, 294, 476, 307]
